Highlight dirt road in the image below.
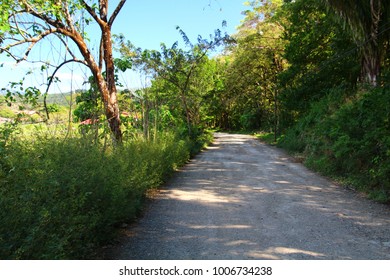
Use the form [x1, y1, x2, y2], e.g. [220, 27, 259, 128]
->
[109, 133, 390, 259]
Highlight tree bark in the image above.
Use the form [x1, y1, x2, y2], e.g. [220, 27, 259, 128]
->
[361, 0, 382, 87]
[101, 24, 122, 142]
[361, 43, 380, 87]
[68, 0, 123, 142]
[71, 30, 122, 142]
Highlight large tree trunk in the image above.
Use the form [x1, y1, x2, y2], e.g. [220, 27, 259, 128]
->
[101, 24, 122, 142]
[72, 30, 123, 143]
[90, 63, 122, 143]
[361, 43, 381, 86]
[361, 0, 382, 87]
[74, 0, 123, 143]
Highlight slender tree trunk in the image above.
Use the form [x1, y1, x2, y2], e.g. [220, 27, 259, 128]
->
[361, 44, 381, 86]
[93, 68, 122, 142]
[142, 94, 149, 140]
[101, 25, 122, 142]
[181, 91, 192, 136]
[361, 0, 382, 86]
[61, 26, 122, 142]
[154, 101, 158, 141]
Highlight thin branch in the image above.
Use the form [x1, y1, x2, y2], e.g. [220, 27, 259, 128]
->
[80, 0, 105, 27]
[1, 36, 22, 42]
[99, 0, 108, 22]
[108, 0, 127, 27]
[11, 14, 29, 41]
[1, 28, 58, 63]
[43, 59, 88, 120]
[24, 60, 57, 67]
[0, 48, 20, 61]
[54, 33, 78, 60]
[62, 0, 74, 30]
[99, 37, 104, 70]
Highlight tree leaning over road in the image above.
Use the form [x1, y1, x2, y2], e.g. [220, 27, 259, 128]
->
[0, 0, 127, 142]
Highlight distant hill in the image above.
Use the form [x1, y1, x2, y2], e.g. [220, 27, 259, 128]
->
[38, 92, 76, 107]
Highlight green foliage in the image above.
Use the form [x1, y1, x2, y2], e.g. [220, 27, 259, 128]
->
[0, 131, 199, 259]
[275, 0, 390, 203]
[186, 127, 214, 157]
[279, 0, 360, 116]
[46, 104, 60, 113]
[256, 132, 277, 145]
[0, 1, 11, 32]
[239, 109, 262, 131]
[322, 0, 390, 85]
[2, 76, 42, 108]
[0, 107, 17, 118]
[117, 25, 230, 136]
[73, 79, 102, 122]
[207, 0, 285, 132]
[278, 86, 390, 202]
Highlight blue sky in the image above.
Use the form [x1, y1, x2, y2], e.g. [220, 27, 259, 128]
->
[113, 0, 245, 49]
[0, 0, 247, 93]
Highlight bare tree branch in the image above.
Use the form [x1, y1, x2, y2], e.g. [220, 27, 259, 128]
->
[1, 28, 58, 63]
[43, 58, 88, 120]
[0, 48, 20, 61]
[108, 0, 127, 27]
[11, 14, 29, 41]
[54, 33, 78, 60]
[99, 37, 104, 70]
[99, 0, 108, 22]
[62, 0, 74, 30]
[19, 1, 66, 30]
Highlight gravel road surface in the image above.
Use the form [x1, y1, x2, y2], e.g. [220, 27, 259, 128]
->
[109, 133, 390, 259]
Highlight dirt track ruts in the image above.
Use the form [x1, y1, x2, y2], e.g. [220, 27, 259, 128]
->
[108, 133, 390, 260]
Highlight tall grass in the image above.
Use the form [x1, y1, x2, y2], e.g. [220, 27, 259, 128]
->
[0, 127, 199, 259]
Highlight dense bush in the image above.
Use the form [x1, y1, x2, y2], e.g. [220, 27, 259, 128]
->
[0, 131, 198, 259]
[0, 107, 17, 119]
[278, 86, 390, 202]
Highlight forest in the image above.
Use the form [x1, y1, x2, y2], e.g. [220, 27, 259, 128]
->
[0, 0, 389, 259]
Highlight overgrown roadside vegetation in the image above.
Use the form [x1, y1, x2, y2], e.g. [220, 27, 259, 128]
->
[0, 126, 212, 259]
[242, 0, 390, 204]
[274, 84, 390, 203]
[256, 83, 390, 203]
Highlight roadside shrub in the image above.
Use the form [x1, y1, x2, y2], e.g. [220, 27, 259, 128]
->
[240, 109, 261, 131]
[278, 87, 346, 157]
[0, 107, 17, 119]
[187, 127, 213, 156]
[278, 86, 390, 202]
[326, 88, 390, 201]
[0, 130, 194, 259]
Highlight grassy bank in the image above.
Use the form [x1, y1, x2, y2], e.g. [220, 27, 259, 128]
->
[258, 86, 390, 203]
[0, 127, 211, 259]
